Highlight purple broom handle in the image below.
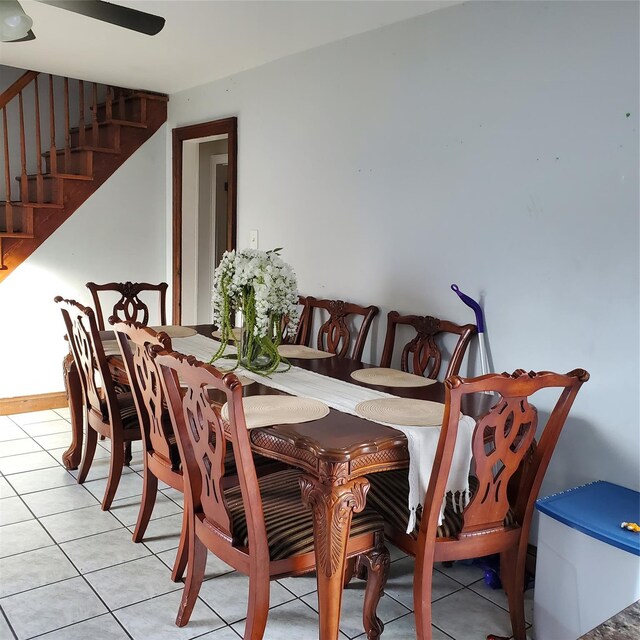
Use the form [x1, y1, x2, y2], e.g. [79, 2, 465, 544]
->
[451, 284, 485, 333]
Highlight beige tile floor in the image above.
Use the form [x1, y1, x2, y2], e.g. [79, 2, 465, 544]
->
[0, 409, 534, 639]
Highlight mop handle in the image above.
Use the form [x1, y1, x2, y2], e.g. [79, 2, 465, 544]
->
[450, 284, 485, 333]
[451, 284, 490, 379]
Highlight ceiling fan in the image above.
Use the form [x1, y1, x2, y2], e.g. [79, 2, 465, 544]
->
[0, 0, 165, 42]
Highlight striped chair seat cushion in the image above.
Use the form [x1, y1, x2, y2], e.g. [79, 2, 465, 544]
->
[127, 390, 181, 469]
[222, 450, 283, 478]
[225, 468, 384, 561]
[367, 470, 515, 539]
[153, 408, 182, 470]
[99, 392, 139, 430]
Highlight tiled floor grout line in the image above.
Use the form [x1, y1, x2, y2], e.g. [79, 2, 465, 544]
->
[1, 493, 474, 640]
[0, 444, 184, 639]
[25, 609, 136, 640]
[2, 469, 503, 639]
[14, 458, 248, 639]
[1, 465, 77, 483]
[465, 582, 534, 630]
[0, 451, 61, 471]
[0, 604, 19, 640]
[2, 477, 85, 502]
[10, 518, 153, 640]
[4, 480, 101, 516]
[0, 473, 122, 640]
[3, 412, 527, 640]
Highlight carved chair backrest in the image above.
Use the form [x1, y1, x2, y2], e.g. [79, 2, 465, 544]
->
[55, 296, 118, 425]
[110, 320, 175, 468]
[380, 311, 476, 380]
[154, 351, 268, 558]
[86, 281, 168, 331]
[281, 295, 311, 345]
[305, 296, 379, 360]
[420, 369, 589, 545]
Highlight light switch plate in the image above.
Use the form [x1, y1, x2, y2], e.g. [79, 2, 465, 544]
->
[250, 229, 258, 249]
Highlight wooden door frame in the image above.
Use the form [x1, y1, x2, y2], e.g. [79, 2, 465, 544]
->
[171, 117, 237, 323]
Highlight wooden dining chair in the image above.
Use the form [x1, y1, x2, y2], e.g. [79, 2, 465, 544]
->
[54, 297, 142, 510]
[365, 368, 589, 640]
[109, 319, 188, 582]
[154, 349, 390, 638]
[110, 319, 292, 582]
[86, 280, 168, 330]
[304, 296, 379, 360]
[379, 310, 476, 379]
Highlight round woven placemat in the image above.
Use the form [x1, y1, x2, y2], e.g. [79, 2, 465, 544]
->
[212, 328, 242, 342]
[150, 325, 197, 338]
[278, 345, 335, 359]
[222, 395, 330, 429]
[350, 367, 436, 388]
[355, 398, 445, 426]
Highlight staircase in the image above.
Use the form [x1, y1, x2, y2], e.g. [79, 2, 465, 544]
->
[0, 71, 168, 282]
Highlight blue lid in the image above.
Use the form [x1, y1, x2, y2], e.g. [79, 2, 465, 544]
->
[536, 481, 640, 557]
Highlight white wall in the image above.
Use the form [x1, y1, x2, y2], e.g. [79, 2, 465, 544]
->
[0, 125, 168, 397]
[168, 1, 639, 496]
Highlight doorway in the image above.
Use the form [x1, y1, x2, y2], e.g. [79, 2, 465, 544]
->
[171, 117, 237, 324]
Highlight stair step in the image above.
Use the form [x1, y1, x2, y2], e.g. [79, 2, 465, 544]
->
[42, 147, 118, 159]
[69, 145, 120, 154]
[43, 148, 95, 175]
[107, 90, 168, 102]
[69, 119, 135, 148]
[130, 91, 169, 101]
[69, 119, 147, 134]
[0, 232, 34, 238]
[94, 90, 165, 123]
[1, 201, 63, 209]
[18, 173, 93, 181]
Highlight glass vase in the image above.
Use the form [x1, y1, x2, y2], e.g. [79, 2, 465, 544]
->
[239, 325, 277, 373]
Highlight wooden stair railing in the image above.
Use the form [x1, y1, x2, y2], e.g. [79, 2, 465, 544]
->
[0, 70, 168, 280]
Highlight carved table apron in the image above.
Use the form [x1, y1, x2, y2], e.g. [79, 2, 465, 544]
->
[61, 325, 447, 640]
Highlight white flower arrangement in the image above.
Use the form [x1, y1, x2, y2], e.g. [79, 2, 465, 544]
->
[211, 248, 299, 373]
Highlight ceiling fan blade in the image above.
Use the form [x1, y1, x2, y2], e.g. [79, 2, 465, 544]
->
[41, 1, 165, 36]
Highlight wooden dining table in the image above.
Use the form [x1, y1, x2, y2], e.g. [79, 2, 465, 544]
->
[60, 324, 450, 640]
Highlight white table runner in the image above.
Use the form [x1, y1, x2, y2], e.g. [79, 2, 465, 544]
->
[173, 333, 474, 532]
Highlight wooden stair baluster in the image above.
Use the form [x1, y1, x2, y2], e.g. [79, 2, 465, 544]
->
[106, 86, 113, 121]
[34, 76, 44, 203]
[63, 77, 71, 169]
[2, 106, 12, 234]
[91, 83, 99, 147]
[48, 75, 57, 175]
[78, 80, 85, 148]
[139, 92, 147, 122]
[118, 89, 125, 121]
[18, 92, 28, 204]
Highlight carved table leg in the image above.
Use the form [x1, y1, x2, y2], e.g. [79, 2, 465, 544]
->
[356, 533, 390, 640]
[300, 468, 370, 640]
[62, 353, 83, 470]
